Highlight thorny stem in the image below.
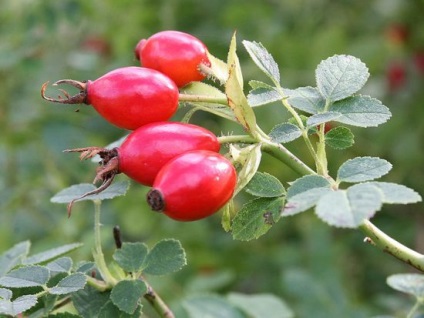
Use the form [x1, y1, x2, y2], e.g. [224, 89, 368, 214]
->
[144, 282, 176, 318]
[360, 220, 424, 272]
[178, 93, 228, 105]
[92, 200, 117, 286]
[219, 132, 424, 271]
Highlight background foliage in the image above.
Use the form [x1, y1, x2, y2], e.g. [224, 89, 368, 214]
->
[1, 0, 424, 316]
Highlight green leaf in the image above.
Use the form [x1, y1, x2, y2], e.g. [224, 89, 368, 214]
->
[23, 243, 82, 265]
[242, 40, 280, 84]
[184, 102, 237, 122]
[269, 123, 302, 144]
[113, 242, 149, 273]
[110, 280, 147, 315]
[46, 257, 73, 274]
[286, 175, 332, 198]
[325, 126, 354, 150]
[202, 51, 229, 85]
[284, 87, 325, 114]
[283, 188, 332, 217]
[387, 273, 424, 298]
[72, 285, 110, 318]
[282, 175, 332, 216]
[228, 32, 243, 89]
[329, 95, 391, 128]
[143, 239, 186, 276]
[0, 294, 38, 316]
[244, 172, 285, 197]
[75, 262, 95, 274]
[179, 82, 236, 122]
[0, 288, 12, 301]
[51, 181, 130, 203]
[50, 273, 86, 295]
[337, 157, 392, 183]
[99, 300, 142, 318]
[249, 80, 273, 89]
[247, 87, 281, 107]
[225, 34, 257, 133]
[316, 54, 369, 102]
[221, 201, 234, 232]
[183, 295, 245, 318]
[306, 112, 341, 128]
[180, 81, 226, 100]
[315, 183, 383, 228]
[46, 313, 84, 318]
[232, 144, 262, 195]
[228, 293, 294, 318]
[0, 241, 30, 277]
[366, 182, 422, 204]
[232, 197, 283, 241]
[0, 265, 50, 287]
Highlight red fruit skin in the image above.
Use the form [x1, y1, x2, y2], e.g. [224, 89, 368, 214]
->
[151, 150, 236, 221]
[86, 66, 179, 130]
[135, 30, 211, 87]
[386, 61, 406, 91]
[117, 122, 220, 186]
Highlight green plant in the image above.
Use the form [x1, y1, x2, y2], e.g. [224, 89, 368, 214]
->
[41, 66, 179, 130]
[135, 30, 211, 87]
[2, 30, 424, 317]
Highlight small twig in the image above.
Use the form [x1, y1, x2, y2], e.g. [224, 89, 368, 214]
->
[143, 282, 175, 318]
[360, 220, 424, 272]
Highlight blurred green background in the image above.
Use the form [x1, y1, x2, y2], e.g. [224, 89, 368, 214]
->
[1, 0, 424, 316]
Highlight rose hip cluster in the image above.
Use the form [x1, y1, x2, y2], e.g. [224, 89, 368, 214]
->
[42, 30, 237, 221]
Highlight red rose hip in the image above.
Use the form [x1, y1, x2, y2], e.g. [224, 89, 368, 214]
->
[147, 150, 236, 221]
[135, 30, 211, 87]
[117, 122, 220, 186]
[41, 66, 179, 130]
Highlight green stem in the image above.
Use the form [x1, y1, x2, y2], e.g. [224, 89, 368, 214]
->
[178, 93, 228, 105]
[407, 300, 422, 318]
[218, 134, 315, 176]
[218, 135, 256, 144]
[274, 85, 323, 173]
[144, 282, 176, 318]
[261, 139, 316, 176]
[360, 220, 424, 272]
[316, 124, 329, 176]
[86, 276, 109, 292]
[93, 200, 117, 286]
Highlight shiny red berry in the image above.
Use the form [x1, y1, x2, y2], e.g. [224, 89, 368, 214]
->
[135, 30, 211, 87]
[41, 66, 179, 130]
[147, 150, 236, 221]
[118, 122, 220, 186]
